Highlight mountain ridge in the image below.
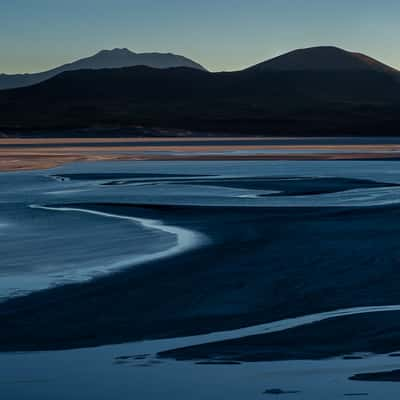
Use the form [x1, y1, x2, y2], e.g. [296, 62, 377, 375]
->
[1, 46, 400, 135]
[0, 48, 207, 90]
[247, 46, 399, 74]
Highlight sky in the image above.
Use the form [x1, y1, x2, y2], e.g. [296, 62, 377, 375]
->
[1, 0, 399, 73]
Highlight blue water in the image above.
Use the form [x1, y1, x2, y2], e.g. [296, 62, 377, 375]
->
[2, 160, 400, 399]
[2, 160, 400, 300]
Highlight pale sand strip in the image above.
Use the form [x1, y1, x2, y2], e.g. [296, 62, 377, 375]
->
[1, 151, 400, 172]
[0, 153, 145, 172]
[2, 144, 400, 151]
[2, 140, 400, 172]
[0, 137, 269, 145]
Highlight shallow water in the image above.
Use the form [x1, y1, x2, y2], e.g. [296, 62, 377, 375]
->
[1, 333, 400, 400]
[2, 160, 400, 399]
[2, 160, 400, 298]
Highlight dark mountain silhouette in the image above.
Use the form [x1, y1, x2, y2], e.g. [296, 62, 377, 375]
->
[1, 46, 399, 135]
[247, 46, 399, 74]
[0, 48, 206, 90]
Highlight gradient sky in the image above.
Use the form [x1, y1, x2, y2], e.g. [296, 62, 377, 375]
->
[1, 0, 399, 73]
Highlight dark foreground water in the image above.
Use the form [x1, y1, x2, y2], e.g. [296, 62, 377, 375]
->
[2, 160, 400, 399]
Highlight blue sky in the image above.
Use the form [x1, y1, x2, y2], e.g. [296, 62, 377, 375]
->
[1, 0, 399, 73]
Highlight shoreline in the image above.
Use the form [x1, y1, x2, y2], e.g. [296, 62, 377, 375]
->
[2, 204, 205, 302]
[3, 137, 400, 172]
[3, 203, 400, 352]
[2, 150, 400, 173]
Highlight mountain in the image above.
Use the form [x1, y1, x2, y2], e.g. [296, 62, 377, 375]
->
[0, 48, 206, 90]
[247, 46, 399, 74]
[1, 46, 399, 135]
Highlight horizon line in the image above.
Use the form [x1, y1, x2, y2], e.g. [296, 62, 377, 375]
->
[1, 44, 399, 76]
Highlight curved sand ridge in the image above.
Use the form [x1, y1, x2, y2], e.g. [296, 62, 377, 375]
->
[30, 204, 206, 269]
[153, 305, 400, 356]
[4, 205, 207, 299]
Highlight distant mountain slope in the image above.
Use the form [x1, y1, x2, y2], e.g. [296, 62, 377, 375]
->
[1, 47, 400, 135]
[0, 48, 206, 90]
[247, 46, 399, 74]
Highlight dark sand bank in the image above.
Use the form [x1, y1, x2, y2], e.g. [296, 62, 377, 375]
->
[155, 176, 400, 196]
[53, 172, 214, 184]
[159, 311, 400, 362]
[53, 173, 400, 195]
[2, 193, 400, 353]
[350, 369, 400, 382]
